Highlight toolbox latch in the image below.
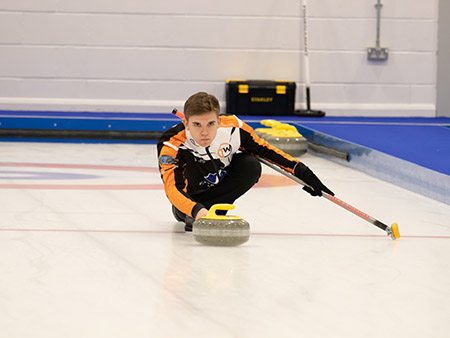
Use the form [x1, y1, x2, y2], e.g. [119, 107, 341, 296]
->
[276, 85, 286, 95]
[238, 84, 249, 94]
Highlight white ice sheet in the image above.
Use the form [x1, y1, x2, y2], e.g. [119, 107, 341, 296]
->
[1, 142, 449, 338]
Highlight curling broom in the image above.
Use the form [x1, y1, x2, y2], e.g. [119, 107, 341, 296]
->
[258, 157, 400, 240]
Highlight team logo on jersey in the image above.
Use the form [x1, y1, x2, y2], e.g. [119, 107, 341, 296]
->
[159, 155, 178, 166]
[204, 169, 227, 185]
[189, 138, 197, 146]
[217, 143, 232, 158]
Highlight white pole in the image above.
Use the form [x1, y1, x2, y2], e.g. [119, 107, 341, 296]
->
[302, 0, 310, 89]
[302, 0, 311, 111]
[296, 0, 325, 116]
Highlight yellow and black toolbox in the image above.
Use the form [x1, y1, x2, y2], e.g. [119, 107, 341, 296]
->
[226, 79, 296, 116]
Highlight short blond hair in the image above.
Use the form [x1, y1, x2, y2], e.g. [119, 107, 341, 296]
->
[183, 92, 220, 120]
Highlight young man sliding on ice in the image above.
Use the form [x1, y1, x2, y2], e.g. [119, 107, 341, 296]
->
[157, 92, 334, 231]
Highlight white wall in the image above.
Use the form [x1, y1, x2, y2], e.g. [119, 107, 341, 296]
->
[0, 0, 439, 116]
[437, 0, 450, 117]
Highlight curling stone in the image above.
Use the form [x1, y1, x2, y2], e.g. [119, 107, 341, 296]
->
[193, 204, 249, 246]
[255, 119, 307, 157]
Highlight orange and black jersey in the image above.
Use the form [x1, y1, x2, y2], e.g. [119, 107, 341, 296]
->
[157, 115, 300, 219]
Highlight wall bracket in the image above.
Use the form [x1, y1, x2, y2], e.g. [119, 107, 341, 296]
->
[368, 0, 389, 61]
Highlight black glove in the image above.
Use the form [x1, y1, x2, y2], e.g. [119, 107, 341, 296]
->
[294, 162, 334, 197]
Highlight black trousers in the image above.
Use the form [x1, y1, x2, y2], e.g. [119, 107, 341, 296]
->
[174, 153, 262, 218]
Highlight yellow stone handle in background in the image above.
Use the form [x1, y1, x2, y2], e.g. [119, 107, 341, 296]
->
[256, 119, 303, 137]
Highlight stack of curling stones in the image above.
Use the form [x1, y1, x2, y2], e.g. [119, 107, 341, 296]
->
[193, 204, 250, 247]
[254, 119, 307, 157]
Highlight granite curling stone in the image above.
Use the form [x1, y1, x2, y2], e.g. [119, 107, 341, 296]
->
[193, 204, 250, 247]
[255, 119, 307, 157]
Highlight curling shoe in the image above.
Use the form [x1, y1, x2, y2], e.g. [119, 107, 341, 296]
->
[172, 205, 185, 222]
[172, 205, 194, 232]
[184, 216, 194, 232]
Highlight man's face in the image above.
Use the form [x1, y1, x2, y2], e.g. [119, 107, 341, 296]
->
[183, 111, 220, 147]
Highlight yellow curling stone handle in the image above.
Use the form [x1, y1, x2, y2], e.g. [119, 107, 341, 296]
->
[203, 204, 242, 220]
